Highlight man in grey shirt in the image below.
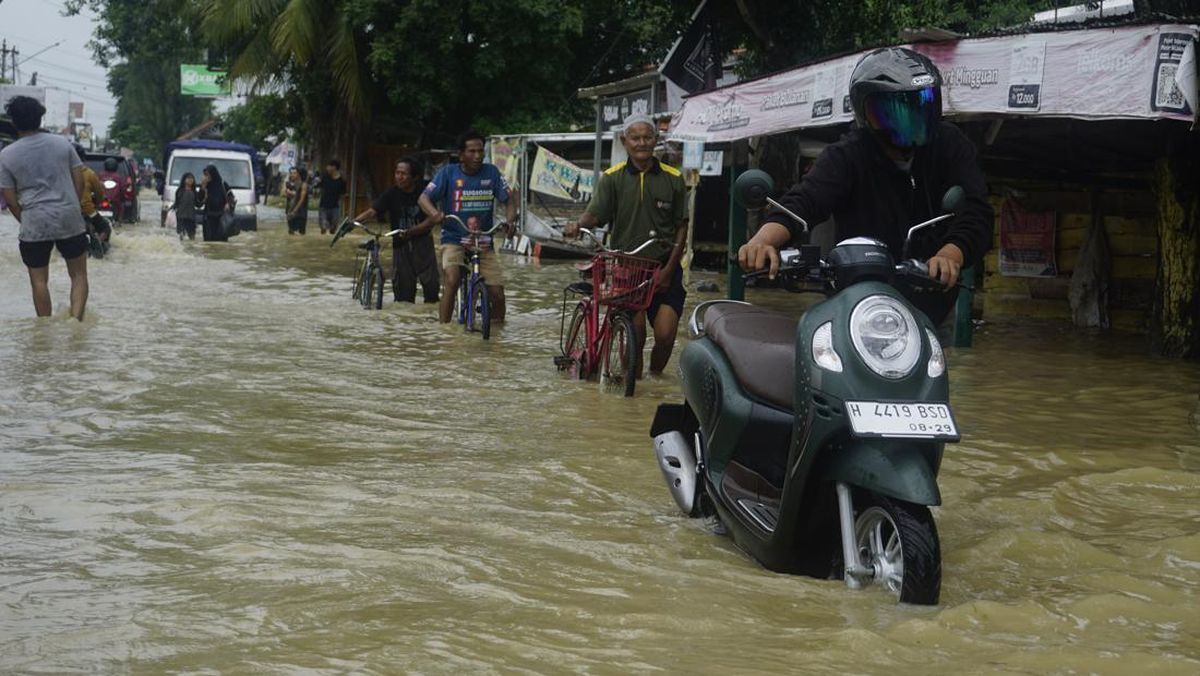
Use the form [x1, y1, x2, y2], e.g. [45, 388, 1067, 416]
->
[0, 96, 89, 320]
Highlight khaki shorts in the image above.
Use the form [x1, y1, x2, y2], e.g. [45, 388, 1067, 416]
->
[442, 244, 504, 286]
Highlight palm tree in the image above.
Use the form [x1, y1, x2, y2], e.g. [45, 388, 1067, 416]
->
[202, 0, 370, 162]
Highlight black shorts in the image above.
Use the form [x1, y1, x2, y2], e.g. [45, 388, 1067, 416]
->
[649, 264, 686, 323]
[19, 234, 89, 268]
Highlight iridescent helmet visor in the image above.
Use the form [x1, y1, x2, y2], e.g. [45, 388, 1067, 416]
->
[862, 87, 940, 149]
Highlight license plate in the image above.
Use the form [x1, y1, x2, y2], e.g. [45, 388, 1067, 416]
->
[845, 401, 960, 441]
[99, 210, 114, 218]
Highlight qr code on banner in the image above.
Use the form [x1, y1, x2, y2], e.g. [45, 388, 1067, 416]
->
[1156, 63, 1185, 108]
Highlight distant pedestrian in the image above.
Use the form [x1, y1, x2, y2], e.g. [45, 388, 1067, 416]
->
[285, 166, 309, 235]
[318, 160, 347, 235]
[199, 164, 232, 242]
[0, 96, 90, 319]
[170, 172, 200, 240]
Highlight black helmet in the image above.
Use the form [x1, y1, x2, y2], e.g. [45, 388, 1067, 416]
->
[103, 157, 119, 171]
[849, 47, 943, 150]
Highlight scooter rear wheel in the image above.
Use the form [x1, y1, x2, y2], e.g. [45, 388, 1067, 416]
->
[854, 495, 941, 605]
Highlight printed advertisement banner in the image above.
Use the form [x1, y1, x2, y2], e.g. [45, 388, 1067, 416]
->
[670, 24, 1198, 143]
[180, 64, 229, 97]
[599, 89, 653, 131]
[489, 136, 522, 189]
[530, 145, 593, 202]
[999, 199, 1057, 277]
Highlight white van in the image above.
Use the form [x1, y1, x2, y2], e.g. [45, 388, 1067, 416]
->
[163, 147, 258, 231]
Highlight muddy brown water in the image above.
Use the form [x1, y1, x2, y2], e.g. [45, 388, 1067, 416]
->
[2, 200, 1198, 673]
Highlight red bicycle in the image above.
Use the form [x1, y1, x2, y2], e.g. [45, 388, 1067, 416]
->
[554, 229, 661, 397]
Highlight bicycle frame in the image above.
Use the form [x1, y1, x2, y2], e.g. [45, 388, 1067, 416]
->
[557, 229, 664, 383]
[333, 218, 401, 308]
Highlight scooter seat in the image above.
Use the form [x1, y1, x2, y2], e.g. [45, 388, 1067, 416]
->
[705, 304, 797, 410]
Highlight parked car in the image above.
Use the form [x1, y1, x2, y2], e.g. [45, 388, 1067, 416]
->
[83, 152, 139, 223]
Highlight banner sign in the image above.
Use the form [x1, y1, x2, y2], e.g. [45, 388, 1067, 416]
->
[530, 145, 593, 202]
[600, 89, 653, 131]
[180, 64, 229, 96]
[999, 199, 1057, 277]
[670, 24, 1198, 142]
[489, 136, 523, 189]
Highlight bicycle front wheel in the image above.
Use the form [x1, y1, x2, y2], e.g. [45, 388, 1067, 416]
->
[478, 283, 491, 340]
[373, 265, 385, 310]
[601, 312, 638, 397]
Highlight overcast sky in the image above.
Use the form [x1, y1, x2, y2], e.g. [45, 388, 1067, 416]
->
[0, 0, 116, 133]
[1, 0, 243, 144]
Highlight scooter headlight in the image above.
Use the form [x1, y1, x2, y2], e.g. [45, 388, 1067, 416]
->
[849, 295, 920, 379]
[926, 328, 945, 378]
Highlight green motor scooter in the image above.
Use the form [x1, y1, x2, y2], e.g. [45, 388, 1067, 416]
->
[650, 170, 965, 605]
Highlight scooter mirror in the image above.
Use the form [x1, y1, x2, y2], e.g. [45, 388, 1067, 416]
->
[733, 169, 774, 210]
[941, 185, 966, 214]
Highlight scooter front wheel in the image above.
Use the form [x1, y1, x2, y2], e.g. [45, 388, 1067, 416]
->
[854, 495, 941, 605]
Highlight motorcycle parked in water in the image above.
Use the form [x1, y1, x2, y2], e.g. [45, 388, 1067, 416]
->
[650, 170, 966, 605]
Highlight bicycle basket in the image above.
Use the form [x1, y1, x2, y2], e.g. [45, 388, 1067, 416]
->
[593, 252, 661, 311]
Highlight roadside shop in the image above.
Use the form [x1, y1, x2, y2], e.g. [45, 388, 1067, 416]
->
[668, 19, 1199, 354]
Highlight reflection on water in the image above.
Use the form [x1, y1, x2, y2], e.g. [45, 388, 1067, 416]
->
[1, 203, 1198, 672]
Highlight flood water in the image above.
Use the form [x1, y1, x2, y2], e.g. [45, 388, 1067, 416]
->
[2, 197, 1198, 673]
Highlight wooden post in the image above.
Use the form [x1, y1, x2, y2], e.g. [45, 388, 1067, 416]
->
[727, 164, 746, 301]
[1151, 153, 1200, 358]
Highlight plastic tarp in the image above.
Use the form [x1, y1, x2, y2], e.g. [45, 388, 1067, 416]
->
[669, 23, 1199, 143]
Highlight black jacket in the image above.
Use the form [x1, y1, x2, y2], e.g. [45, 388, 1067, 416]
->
[767, 122, 993, 266]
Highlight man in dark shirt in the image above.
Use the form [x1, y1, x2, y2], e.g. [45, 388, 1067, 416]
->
[318, 159, 348, 235]
[738, 47, 993, 324]
[353, 158, 439, 303]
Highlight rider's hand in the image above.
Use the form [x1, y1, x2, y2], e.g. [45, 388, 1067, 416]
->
[562, 221, 581, 239]
[738, 241, 782, 279]
[927, 243, 965, 287]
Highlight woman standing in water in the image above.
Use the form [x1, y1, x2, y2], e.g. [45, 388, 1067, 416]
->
[199, 164, 230, 242]
[285, 166, 309, 235]
[171, 172, 200, 240]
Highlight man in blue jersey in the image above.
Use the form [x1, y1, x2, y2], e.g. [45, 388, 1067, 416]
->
[419, 130, 518, 324]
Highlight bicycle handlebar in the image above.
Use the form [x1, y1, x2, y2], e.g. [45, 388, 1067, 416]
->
[577, 227, 663, 257]
[443, 213, 507, 236]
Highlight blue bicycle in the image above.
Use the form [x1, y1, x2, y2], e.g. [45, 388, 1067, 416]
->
[331, 217, 401, 310]
[447, 215, 505, 340]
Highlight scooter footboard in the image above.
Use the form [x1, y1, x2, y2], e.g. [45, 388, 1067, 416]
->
[824, 439, 942, 506]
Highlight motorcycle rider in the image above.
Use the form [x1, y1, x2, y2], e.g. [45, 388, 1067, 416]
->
[737, 47, 993, 324]
[74, 144, 111, 249]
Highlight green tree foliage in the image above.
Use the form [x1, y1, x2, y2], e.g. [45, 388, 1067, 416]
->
[220, 93, 301, 149]
[65, 0, 213, 158]
[354, 0, 689, 144]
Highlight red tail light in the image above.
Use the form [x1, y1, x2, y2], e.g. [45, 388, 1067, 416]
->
[100, 199, 111, 209]
[125, 176, 134, 197]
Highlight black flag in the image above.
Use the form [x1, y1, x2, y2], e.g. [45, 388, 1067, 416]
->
[660, 0, 722, 94]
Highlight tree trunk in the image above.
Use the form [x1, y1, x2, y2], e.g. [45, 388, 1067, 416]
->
[1151, 147, 1200, 358]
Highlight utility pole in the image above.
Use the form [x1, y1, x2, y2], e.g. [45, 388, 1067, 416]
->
[1, 40, 9, 83]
